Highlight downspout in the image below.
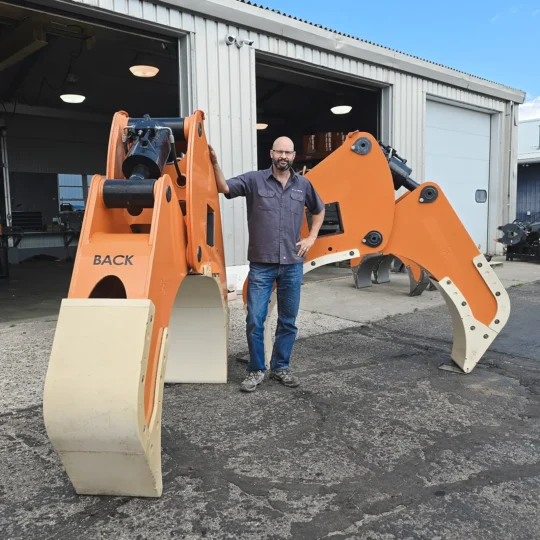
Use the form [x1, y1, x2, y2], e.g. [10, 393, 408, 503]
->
[507, 101, 514, 224]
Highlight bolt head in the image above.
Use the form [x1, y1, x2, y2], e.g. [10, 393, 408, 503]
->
[362, 239, 367, 243]
[470, 326, 476, 330]
[477, 263, 483, 268]
[483, 334, 489, 339]
[419, 198, 424, 203]
[461, 301, 467, 306]
[495, 319, 500, 324]
[446, 280, 451, 285]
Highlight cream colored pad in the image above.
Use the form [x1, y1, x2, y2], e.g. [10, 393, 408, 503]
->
[165, 274, 229, 383]
[43, 299, 168, 497]
[433, 253, 511, 373]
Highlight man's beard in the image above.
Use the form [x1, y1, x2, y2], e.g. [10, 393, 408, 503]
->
[272, 157, 292, 171]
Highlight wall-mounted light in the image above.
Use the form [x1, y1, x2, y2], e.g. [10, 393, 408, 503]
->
[330, 94, 352, 115]
[60, 72, 86, 104]
[256, 123, 268, 130]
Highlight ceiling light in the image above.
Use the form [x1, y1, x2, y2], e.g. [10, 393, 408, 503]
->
[256, 123, 268, 130]
[330, 94, 352, 115]
[129, 64, 159, 78]
[60, 72, 85, 104]
[331, 105, 352, 115]
[60, 93, 86, 104]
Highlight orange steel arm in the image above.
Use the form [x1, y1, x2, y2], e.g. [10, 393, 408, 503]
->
[43, 110, 228, 498]
[67, 111, 227, 423]
[243, 132, 510, 374]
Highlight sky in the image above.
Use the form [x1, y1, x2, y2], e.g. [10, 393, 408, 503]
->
[252, 0, 540, 119]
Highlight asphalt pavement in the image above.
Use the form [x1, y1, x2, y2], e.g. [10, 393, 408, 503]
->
[0, 280, 539, 539]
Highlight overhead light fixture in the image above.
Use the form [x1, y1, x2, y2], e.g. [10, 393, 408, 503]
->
[256, 123, 268, 130]
[129, 64, 159, 78]
[60, 93, 86, 104]
[331, 105, 352, 115]
[330, 94, 352, 115]
[60, 72, 86, 104]
[129, 52, 159, 78]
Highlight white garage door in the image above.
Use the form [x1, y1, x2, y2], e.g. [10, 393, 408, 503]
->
[425, 100, 491, 253]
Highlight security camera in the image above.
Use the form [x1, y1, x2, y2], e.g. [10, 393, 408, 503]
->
[236, 37, 254, 48]
[225, 34, 237, 46]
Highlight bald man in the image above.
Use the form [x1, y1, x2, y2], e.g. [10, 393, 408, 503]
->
[210, 137, 325, 392]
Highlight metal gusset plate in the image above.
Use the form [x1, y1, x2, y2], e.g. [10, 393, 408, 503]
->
[373, 255, 394, 284]
[351, 253, 384, 288]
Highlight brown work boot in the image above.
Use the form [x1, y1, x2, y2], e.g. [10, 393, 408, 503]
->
[269, 368, 300, 388]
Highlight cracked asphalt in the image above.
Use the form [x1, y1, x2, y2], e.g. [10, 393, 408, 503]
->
[1, 281, 539, 540]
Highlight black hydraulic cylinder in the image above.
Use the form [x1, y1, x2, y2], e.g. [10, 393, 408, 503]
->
[102, 179, 156, 209]
[152, 118, 185, 141]
[126, 117, 186, 142]
[122, 127, 171, 181]
[378, 142, 419, 192]
[388, 156, 419, 192]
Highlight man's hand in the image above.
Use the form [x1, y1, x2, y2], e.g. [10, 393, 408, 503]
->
[208, 144, 229, 194]
[208, 144, 218, 166]
[296, 235, 316, 257]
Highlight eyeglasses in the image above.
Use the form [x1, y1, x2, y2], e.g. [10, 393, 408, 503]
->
[271, 150, 294, 156]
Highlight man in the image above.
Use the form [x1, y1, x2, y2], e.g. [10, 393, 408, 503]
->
[209, 137, 325, 393]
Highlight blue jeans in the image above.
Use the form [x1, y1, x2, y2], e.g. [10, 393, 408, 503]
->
[246, 262, 303, 372]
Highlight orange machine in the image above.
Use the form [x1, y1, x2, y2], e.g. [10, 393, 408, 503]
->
[43, 113, 510, 500]
[43, 111, 229, 498]
[243, 132, 510, 373]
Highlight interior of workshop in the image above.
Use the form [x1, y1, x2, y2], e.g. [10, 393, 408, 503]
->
[0, 1, 382, 319]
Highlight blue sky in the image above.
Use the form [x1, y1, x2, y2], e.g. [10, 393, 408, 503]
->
[253, 0, 539, 102]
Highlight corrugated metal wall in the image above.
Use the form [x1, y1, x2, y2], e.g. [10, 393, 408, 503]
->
[69, 0, 514, 261]
[516, 163, 540, 222]
[518, 119, 540, 162]
[7, 115, 109, 174]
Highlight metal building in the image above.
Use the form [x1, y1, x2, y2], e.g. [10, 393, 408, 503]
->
[0, 0, 526, 286]
[517, 117, 540, 222]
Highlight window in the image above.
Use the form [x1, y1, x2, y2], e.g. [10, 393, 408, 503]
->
[58, 174, 102, 211]
[475, 189, 488, 203]
[58, 174, 84, 210]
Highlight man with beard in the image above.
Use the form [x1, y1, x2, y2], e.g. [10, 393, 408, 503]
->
[209, 137, 325, 392]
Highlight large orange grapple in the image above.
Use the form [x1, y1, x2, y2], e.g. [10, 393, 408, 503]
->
[43, 111, 229, 498]
[43, 113, 510, 499]
[243, 133, 510, 376]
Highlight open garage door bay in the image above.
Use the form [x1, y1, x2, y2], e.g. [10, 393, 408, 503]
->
[425, 100, 491, 253]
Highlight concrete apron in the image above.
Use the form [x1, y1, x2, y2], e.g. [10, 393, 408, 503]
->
[297, 257, 540, 326]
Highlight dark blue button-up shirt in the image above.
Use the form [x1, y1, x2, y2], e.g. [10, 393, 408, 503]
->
[225, 166, 325, 264]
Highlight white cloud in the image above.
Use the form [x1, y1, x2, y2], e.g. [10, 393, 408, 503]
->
[490, 14, 500, 23]
[534, 9, 540, 16]
[519, 96, 540, 121]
